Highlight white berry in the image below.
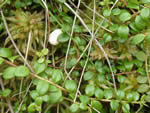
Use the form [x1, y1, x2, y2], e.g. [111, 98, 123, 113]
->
[48, 29, 62, 45]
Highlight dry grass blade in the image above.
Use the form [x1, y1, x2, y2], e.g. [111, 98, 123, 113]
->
[64, 2, 117, 92]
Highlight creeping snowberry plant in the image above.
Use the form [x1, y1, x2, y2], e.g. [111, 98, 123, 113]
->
[0, 0, 150, 113]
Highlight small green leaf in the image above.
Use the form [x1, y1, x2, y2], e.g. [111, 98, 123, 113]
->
[124, 60, 134, 71]
[34, 62, 46, 74]
[57, 33, 69, 43]
[122, 103, 130, 113]
[126, 93, 133, 102]
[130, 34, 145, 45]
[118, 25, 129, 42]
[36, 80, 49, 95]
[41, 48, 49, 55]
[35, 97, 43, 105]
[42, 95, 49, 102]
[8, 55, 19, 62]
[79, 95, 90, 104]
[69, 104, 79, 113]
[141, 8, 150, 20]
[45, 67, 53, 76]
[3, 67, 16, 79]
[132, 92, 140, 101]
[27, 103, 37, 112]
[15, 66, 30, 77]
[52, 69, 63, 83]
[30, 90, 39, 100]
[79, 103, 88, 110]
[135, 16, 146, 29]
[119, 11, 131, 22]
[112, 8, 121, 15]
[110, 100, 119, 111]
[91, 100, 103, 111]
[138, 84, 149, 93]
[65, 80, 77, 92]
[95, 88, 104, 99]
[134, 51, 146, 62]
[0, 48, 12, 58]
[83, 71, 95, 81]
[48, 86, 62, 103]
[103, 9, 111, 17]
[104, 89, 113, 99]
[116, 90, 125, 100]
[103, 33, 112, 43]
[1, 89, 11, 97]
[85, 84, 95, 96]
[117, 75, 125, 83]
[136, 76, 147, 83]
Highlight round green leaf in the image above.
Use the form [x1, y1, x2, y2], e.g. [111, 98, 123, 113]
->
[42, 95, 49, 102]
[95, 88, 104, 99]
[103, 33, 112, 43]
[79, 95, 90, 104]
[30, 90, 39, 100]
[83, 71, 95, 81]
[104, 89, 113, 99]
[110, 100, 119, 111]
[79, 103, 88, 110]
[35, 97, 43, 105]
[122, 103, 130, 113]
[0, 48, 12, 58]
[27, 103, 36, 112]
[69, 104, 79, 113]
[103, 9, 111, 17]
[134, 51, 146, 62]
[135, 16, 146, 29]
[136, 76, 147, 83]
[15, 66, 30, 77]
[57, 33, 69, 43]
[112, 8, 121, 15]
[116, 90, 125, 100]
[36, 80, 49, 95]
[91, 100, 103, 111]
[126, 93, 133, 102]
[118, 25, 129, 42]
[130, 34, 145, 45]
[132, 92, 140, 101]
[2, 88, 11, 97]
[48, 86, 62, 103]
[45, 67, 53, 76]
[52, 69, 63, 83]
[3, 67, 16, 79]
[119, 11, 131, 22]
[141, 8, 150, 20]
[34, 62, 46, 74]
[85, 84, 95, 96]
[41, 48, 49, 55]
[138, 84, 149, 93]
[65, 80, 77, 92]
[117, 75, 125, 83]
